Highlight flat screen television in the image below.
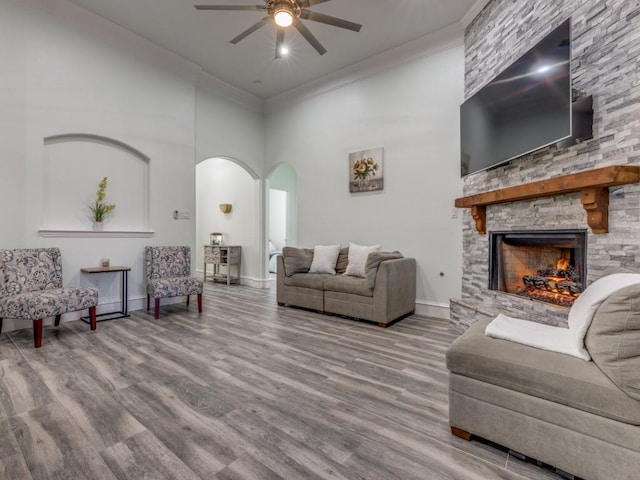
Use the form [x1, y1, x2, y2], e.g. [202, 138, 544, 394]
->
[460, 19, 572, 176]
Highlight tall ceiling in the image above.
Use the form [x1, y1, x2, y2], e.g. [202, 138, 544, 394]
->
[67, 0, 481, 99]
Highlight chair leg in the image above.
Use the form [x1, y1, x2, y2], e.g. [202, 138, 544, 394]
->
[186, 295, 190, 306]
[33, 318, 43, 348]
[89, 306, 97, 331]
[154, 298, 160, 320]
[54, 314, 62, 327]
[197, 293, 202, 313]
[0, 318, 3, 336]
[147, 294, 150, 311]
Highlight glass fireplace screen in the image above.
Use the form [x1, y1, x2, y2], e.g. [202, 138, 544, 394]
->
[489, 230, 587, 307]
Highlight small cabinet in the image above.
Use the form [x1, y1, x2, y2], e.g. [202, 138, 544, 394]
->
[204, 245, 241, 285]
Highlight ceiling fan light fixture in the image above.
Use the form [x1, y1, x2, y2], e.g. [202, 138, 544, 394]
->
[267, 0, 300, 28]
[274, 9, 293, 27]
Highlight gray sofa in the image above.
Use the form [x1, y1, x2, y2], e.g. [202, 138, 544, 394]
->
[276, 247, 416, 327]
[446, 282, 640, 480]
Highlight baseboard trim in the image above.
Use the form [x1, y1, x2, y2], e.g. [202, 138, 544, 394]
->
[240, 276, 271, 289]
[415, 300, 450, 320]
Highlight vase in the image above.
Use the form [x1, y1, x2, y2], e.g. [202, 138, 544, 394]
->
[93, 221, 103, 232]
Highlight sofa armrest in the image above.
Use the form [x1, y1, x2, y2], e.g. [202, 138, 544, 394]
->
[372, 257, 416, 325]
[276, 254, 286, 304]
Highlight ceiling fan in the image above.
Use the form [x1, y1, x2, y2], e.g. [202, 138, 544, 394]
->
[194, 0, 362, 58]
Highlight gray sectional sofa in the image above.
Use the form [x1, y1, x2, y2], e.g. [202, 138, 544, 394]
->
[276, 246, 416, 326]
[446, 281, 640, 480]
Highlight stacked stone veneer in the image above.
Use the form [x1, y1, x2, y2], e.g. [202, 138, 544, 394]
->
[451, 0, 640, 330]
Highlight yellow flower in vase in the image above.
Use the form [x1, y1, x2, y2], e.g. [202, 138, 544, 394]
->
[89, 177, 116, 228]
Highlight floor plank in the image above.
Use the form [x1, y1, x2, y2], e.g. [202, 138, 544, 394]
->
[0, 283, 570, 479]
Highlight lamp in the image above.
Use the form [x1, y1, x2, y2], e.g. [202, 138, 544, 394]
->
[267, 0, 300, 28]
[210, 232, 223, 245]
[219, 203, 232, 214]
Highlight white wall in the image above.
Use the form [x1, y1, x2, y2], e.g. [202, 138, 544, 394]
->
[0, 0, 265, 331]
[195, 74, 267, 282]
[265, 46, 465, 317]
[195, 158, 260, 284]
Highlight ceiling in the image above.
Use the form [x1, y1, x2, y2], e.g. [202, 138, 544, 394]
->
[67, 0, 481, 99]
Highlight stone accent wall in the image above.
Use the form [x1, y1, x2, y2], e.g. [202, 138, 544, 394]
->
[452, 0, 640, 329]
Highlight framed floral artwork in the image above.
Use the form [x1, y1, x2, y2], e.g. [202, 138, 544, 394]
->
[349, 147, 384, 193]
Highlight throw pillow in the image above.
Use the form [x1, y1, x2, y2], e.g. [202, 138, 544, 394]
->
[365, 251, 403, 289]
[282, 247, 313, 276]
[345, 242, 381, 277]
[585, 283, 640, 400]
[309, 245, 341, 274]
[335, 247, 349, 274]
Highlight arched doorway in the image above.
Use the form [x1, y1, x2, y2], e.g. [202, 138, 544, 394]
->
[196, 157, 263, 287]
[266, 163, 298, 276]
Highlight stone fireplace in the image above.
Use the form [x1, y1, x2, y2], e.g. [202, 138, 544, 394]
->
[450, 0, 640, 331]
[489, 230, 587, 307]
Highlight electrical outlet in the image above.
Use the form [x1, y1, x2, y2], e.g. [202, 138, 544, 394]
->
[451, 208, 458, 219]
[173, 210, 179, 220]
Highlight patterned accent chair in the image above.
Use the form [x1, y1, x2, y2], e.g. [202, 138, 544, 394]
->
[0, 248, 98, 348]
[145, 246, 203, 319]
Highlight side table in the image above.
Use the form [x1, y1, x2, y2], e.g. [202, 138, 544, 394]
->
[80, 266, 131, 322]
[203, 245, 241, 285]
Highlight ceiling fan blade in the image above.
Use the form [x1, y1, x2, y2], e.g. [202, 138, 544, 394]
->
[293, 19, 327, 56]
[298, 0, 333, 7]
[194, 5, 266, 11]
[299, 10, 362, 32]
[230, 16, 272, 44]
[275, 28, 285, 59]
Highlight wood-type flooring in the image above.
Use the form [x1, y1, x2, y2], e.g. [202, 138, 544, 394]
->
[0, 284, 567, 479]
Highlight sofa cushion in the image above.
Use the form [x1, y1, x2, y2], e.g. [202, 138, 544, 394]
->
[446, 319, 640, 425]
[345, 243, 380, 277]
[147, 277, 203, 298]
[0, 287, 98, 320]
[282, 247, 313, 276]
[365, 251, 403, 289]
[335, 247, 349, 275]
[585, 283, 640, 401]
[283, 273, 332, 290]
[323, 275, 373, 297]
[309, 245, 341, 274]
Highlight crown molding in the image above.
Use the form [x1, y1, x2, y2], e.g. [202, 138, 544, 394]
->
[264, 23, 464, 114]
[461, 0, 492, 28]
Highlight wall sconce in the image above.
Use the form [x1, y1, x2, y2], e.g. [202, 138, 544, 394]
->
[219, 203, 232, 214]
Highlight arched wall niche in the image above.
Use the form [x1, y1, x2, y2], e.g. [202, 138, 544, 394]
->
[42, 133, 150, 232]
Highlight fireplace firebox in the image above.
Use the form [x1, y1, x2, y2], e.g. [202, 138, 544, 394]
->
[489, 230, 587, 307]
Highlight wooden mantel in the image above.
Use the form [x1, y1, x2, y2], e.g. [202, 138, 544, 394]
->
[455, 165, 640, 234]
